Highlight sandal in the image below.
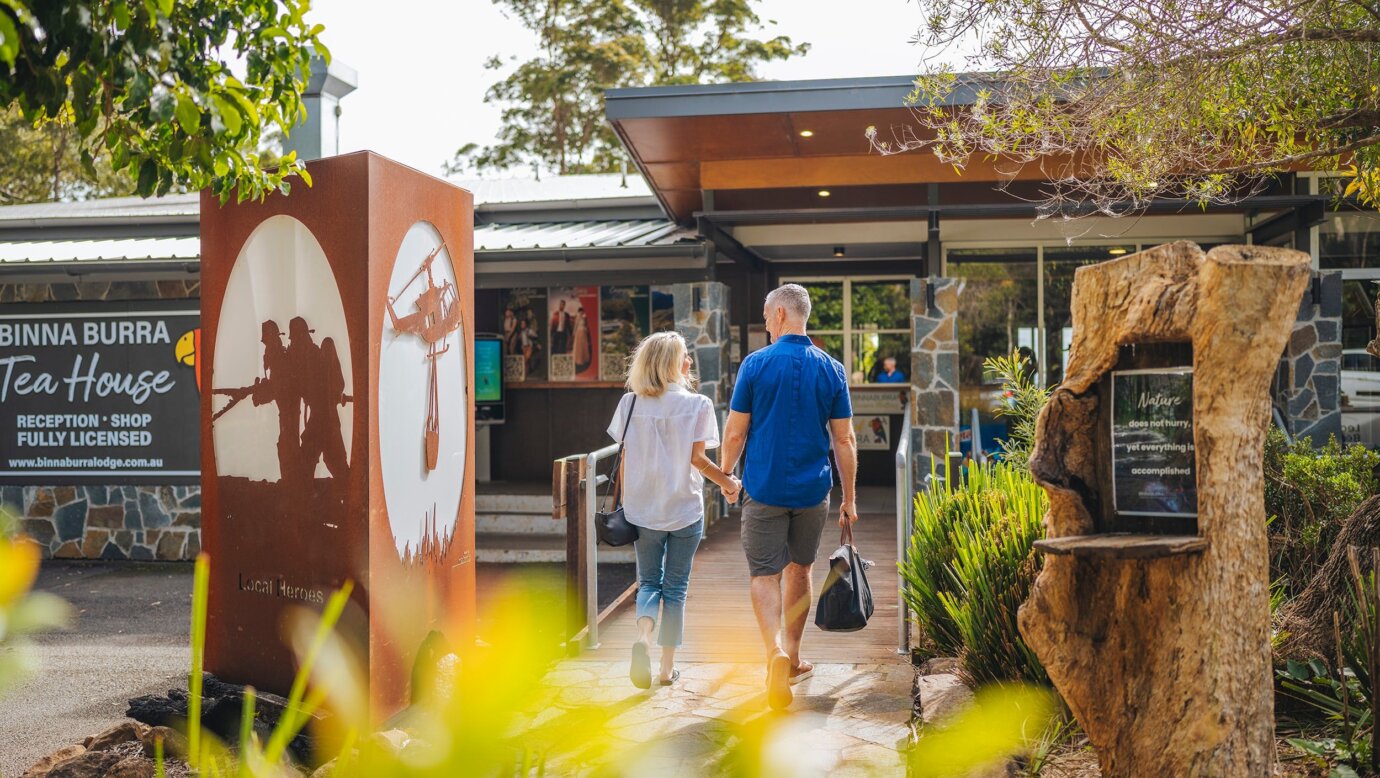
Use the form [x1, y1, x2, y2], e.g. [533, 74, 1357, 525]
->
[767, 652, 793, 710]
[659, 668, 680, 686]
[790, 661, 814, 685]
[630, 641, 651, 689]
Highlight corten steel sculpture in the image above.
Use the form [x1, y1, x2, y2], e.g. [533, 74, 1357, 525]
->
[1019, 242, 1310, 775]
[200, 151, 476, 721]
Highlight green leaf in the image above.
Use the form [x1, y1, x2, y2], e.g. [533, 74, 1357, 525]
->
[210, 94, 243, 137]
[136, 158, 158, 197]
[157, 0, 173, 17]
[0, 11, 18, 67]
[174, 92, 200, 135]
[1287, 658, 1311, 681]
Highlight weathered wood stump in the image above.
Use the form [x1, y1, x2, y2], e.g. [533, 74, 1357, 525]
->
[1019, 242, 1311, 776]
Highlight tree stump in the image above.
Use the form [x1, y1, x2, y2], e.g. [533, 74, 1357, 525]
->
[1019, 242, 1311, 776]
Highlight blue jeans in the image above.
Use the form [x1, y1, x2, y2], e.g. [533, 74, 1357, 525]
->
[633, 518, 704, 648]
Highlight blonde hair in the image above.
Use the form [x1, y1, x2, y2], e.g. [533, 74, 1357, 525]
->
[626, 331, 695, 396]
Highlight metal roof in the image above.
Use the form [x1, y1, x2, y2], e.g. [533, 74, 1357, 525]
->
[0, 219, 697, 275]
[0, 237, 200, 264]
[475, 219, 694, 251]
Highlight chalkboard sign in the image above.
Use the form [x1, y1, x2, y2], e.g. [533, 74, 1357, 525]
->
[1111, 368, 1197, 517]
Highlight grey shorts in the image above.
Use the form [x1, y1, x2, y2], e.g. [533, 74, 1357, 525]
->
[740, 495, 830, 577]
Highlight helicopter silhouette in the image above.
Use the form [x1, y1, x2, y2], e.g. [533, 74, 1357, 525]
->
[385, 243, 463, 471]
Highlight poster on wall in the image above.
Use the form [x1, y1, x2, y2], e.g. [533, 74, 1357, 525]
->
[0, 301, 200, 484]
[500, 288, 546, 383]
[853, 415, 891, 450]
[600, 286, 650, 381]
[651, 286, 675, 333]
[1110, 368, 1197, 517]
[548, 286, 599, 381]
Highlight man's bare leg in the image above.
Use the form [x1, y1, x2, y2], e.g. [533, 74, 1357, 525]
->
[782, 562, 813, 668]
[750, 573, 785, 655]
[752, 571, 794, 709]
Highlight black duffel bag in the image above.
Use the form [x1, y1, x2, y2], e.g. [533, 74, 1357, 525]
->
[814, 523, 874, 632]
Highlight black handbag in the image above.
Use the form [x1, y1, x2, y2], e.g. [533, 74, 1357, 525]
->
[595, 394, 639, 547]
[814, 523, 874, 632]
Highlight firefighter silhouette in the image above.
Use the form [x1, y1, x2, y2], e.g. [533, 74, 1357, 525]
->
[213, 317, 351, 485]
[293, 315, 350, 480]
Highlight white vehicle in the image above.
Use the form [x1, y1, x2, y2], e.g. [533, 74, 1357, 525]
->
[1341, 349, 1380, 410]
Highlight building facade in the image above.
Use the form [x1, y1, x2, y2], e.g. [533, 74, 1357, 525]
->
[2, 74, 1377, 561]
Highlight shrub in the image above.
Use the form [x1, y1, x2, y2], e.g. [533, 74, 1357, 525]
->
[1266, 429, 1380, 595]
[984, 352, 1052, 466]
[900, 457, 1050, 686]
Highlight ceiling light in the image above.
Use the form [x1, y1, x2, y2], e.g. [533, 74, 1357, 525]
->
[799, 130, 814, 137]
[1108, 247, 1128, 255]
[833, 246, 846, 257]
[817, 190, 831, 198]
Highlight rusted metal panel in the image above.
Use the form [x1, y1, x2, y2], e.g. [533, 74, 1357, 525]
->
[200, 152, 475, 722]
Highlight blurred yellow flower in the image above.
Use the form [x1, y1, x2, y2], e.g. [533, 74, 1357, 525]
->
[0, 534, 40, 609]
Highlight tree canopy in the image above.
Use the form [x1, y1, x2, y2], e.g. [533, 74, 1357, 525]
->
[874, 0, 1380, 211]
[448, 0, 808, 177]
[0, 0, 325, 202]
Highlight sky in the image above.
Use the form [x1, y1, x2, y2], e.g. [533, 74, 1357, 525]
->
[304, 0, 933, 177]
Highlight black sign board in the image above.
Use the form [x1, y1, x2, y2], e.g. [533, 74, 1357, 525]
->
[0, 301, 200, 484]
[1110, 368, 1197, 517]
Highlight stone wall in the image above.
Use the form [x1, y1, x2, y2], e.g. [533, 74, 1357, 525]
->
[1, 279, 202, 561]
[673, 281, 731, 407]
[1278, 271, 1343, 444]
[7, 485, 201, 560]
[910, 277, 963, 465]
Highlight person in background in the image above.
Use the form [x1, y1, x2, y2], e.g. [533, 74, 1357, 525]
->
[608, 332, 741, 689]
[719, 283, 858, 710]
[875, 356, 907, 383]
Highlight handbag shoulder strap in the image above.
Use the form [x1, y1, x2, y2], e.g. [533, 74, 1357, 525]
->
[608, 394, 638, 502]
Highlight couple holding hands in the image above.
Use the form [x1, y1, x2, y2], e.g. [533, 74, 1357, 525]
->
[607, 284, 859, 710]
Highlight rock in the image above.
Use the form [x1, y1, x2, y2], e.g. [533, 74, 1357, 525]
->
[919, 657, 960, 676]
[309, 758, 339, 778]
[106, 756, 155, 778]
[140, 726, 188, 760]
[916, 673, 973, 725]
[84, 721, 148, 752]
[369, 729, 410, 753]
[20, 744, 85, 778]
[126, 693, 187, 727]
[45, 750, 123, 778]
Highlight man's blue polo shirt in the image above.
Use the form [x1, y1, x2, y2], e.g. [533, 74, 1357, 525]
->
[730, 334, 852, 508]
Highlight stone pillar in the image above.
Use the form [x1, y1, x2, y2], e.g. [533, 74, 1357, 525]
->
[674, 281, 731, 406]
[910, 277, 963, 466]
[1278, 270, 1343, 443]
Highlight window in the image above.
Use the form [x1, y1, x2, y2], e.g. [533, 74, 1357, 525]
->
[787, 277, 912, 384]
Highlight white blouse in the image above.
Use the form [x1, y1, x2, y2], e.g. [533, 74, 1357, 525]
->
[606, 383, 720, 531]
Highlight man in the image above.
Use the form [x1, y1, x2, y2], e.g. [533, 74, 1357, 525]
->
[875, 356, 907, 383]
[550, 300, 571, 354]
[719, 283, 858, 710]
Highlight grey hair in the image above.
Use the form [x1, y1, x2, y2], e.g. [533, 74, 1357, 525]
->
[765, 283, 812, 322]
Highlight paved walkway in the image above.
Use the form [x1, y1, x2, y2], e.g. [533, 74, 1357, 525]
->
[0, 563, 193, 777]
[547, 487, 917, 774]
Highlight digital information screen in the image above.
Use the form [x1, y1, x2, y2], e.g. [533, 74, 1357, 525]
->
[475, 336, 504, 423]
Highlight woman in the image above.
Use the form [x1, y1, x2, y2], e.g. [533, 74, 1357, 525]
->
[607, 332, 740, 688]
[573, 306, 592, 372]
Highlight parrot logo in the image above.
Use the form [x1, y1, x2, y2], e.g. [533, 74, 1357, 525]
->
[176, 328, 201, 393]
